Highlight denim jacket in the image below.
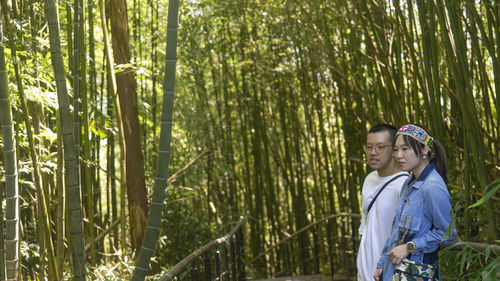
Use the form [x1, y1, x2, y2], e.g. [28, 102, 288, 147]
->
[377, 163, 456, 281]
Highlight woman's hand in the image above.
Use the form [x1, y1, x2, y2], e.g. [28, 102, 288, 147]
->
[373, 268, 382, 281]
[386, 244, 410, 265]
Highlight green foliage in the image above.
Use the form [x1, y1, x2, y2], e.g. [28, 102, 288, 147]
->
[87, 252, 136, 281]
[20, 241, 40, 275]
[154, 189, 216, 269]
[440, 246, 500, 281]
[481, 257, 500, 281]
[468, 179, 500, 209]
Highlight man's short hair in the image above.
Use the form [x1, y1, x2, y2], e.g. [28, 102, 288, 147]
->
[368, 124, 398, 142]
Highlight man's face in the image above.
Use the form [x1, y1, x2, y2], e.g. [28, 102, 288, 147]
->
[365, 132, 394, 171]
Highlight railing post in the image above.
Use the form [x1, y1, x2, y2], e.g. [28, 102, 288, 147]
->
[313, 225, 320, 274]
[341, 217, 351, 280]
[285, 242, 292, 276]
[236, 228, 245, 281]
[191, 267, 199, 281]
[156, 221, 245, 281]
[215, 248, 221, 281]
[326, 219, 335, 281]
[223, 243, 229, 281]
[204, 253, 211, 281]
[350, 217, 358, 279]
[230, 237, 237, 281]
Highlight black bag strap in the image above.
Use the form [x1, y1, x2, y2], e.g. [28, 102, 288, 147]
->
[367, 174, 408, 214]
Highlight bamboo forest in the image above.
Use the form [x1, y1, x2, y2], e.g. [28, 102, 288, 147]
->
[0, 0, 499, 280]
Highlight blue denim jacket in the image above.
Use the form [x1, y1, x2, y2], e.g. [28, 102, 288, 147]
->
[377, 163, 456, 281]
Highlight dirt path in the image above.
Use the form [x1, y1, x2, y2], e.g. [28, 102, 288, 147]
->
[253, 274, 352, 281]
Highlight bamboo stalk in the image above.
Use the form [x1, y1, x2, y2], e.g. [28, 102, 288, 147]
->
[0, 13, 20, 281]
[43, 0, 87, 277]
[132, 0, 180, 279]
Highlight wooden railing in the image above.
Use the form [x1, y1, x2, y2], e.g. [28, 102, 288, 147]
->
[156, 214, 500, 281]
[157, 220, 245, 281]
[248, 213, 361, 281]
[441, 240, 500, 254]
[248, 213, 500, 281]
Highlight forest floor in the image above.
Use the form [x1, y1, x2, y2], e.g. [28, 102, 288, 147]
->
[253, 274, 352, 281]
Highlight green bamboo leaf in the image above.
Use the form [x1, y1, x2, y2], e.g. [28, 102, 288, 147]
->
[89, 120, 107, 138]
[443, 212, 456, 241]
[484, 247, 491, 263]
[459, 247, 468, 274]
[39, 125, 57, 144]
[481, 257, 500, 281]
[467, 179, 500, 209]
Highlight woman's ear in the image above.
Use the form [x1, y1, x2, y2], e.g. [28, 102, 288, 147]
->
[422, 146, 430, 159]
[423, 146, 430, 155]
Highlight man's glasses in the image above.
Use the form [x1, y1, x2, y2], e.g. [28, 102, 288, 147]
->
[365, 144, 391, 153]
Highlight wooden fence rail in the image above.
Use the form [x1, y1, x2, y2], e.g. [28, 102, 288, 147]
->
[157, 220, 245, 281]
[157, 214, 499, 281]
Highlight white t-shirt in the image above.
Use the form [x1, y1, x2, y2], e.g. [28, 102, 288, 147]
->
[356, 170, 409, 281]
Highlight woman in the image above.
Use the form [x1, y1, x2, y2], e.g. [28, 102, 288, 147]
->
[373, 124, 456, 281]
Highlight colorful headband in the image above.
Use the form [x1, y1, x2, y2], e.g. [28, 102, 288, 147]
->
[396, 124, 434, 151]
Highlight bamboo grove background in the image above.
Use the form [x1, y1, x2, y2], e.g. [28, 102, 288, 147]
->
[0, 0, 499, 280]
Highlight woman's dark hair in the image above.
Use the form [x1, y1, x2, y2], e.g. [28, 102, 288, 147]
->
[398, 133, 448, 183]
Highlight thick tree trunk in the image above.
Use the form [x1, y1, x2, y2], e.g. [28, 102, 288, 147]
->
[109, 0, 148, 255]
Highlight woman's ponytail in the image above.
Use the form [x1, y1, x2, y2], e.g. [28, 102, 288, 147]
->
[431, 139, 447, 183]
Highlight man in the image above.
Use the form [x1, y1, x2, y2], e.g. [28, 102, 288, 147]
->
[356, 124, 409, 281]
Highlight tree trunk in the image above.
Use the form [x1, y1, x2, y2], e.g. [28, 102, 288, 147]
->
[109, 0, 149, 255]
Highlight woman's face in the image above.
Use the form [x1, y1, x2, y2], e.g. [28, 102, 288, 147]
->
[393, 135, 421, 172]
